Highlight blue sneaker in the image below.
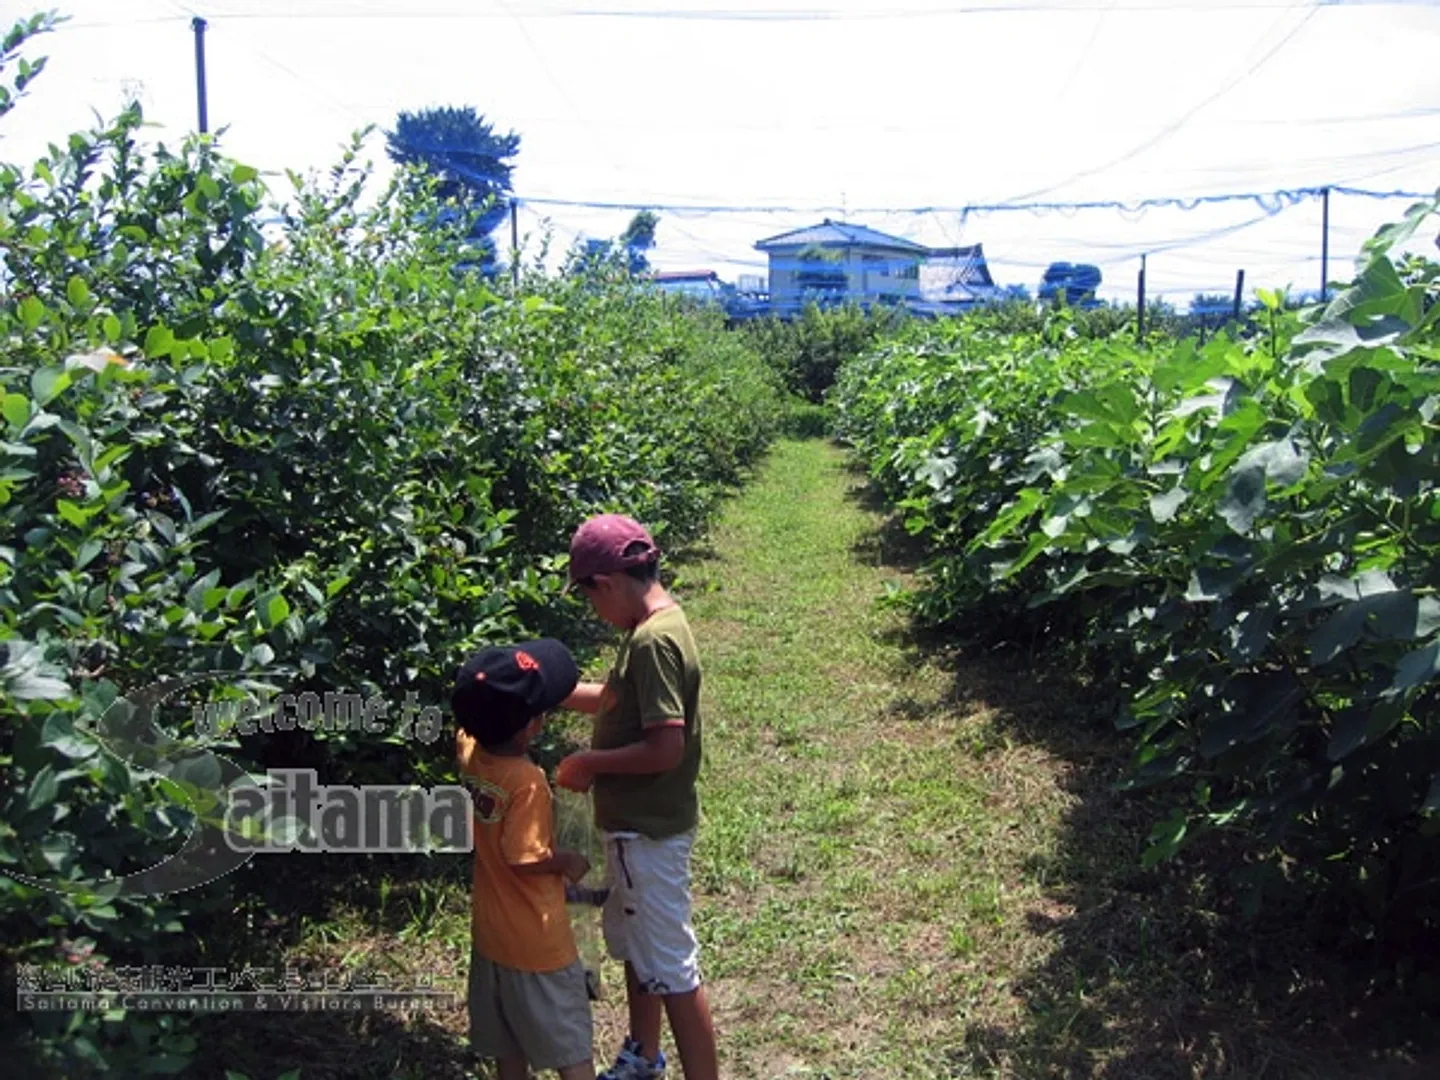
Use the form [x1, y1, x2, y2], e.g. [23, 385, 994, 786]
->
[598, 1037, 665, 1080]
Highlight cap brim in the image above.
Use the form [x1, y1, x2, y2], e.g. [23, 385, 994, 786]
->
[522, 638, 580, 711]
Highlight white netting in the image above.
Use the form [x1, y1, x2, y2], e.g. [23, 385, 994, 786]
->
[553, 787, 606, 997]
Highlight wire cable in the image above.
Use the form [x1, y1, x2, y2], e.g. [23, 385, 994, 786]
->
[1003, 0, 1325, 202]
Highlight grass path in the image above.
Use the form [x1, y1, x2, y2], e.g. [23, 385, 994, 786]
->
[616, 437, 1075, 1078]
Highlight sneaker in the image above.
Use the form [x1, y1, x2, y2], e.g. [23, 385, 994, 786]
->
[598, 1037, 665, 1080]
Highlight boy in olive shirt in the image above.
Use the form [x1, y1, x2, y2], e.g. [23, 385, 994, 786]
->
[555, 513, 719, 1080]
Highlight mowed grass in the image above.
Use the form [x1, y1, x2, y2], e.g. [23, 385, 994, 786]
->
[199, 438, 1436, 1080]
[654, 438, 1075, 1078]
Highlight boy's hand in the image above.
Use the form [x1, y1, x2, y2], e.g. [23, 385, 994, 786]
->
[555, 752, 595, 793]
[455, 729, 474, 769]
[556, 850, 590, 884]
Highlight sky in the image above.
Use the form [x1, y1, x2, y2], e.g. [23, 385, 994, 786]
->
[3, 0, 1438, 304]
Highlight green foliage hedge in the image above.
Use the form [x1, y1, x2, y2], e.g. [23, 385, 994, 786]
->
[835, 199, 1440, 952]
[0, 17, 782, 1072]
[739, 301, 903, 404]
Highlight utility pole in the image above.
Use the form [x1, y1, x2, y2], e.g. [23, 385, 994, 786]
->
[192, 17, 209, 133]
[510, 199, 520, 289]
[1232, 268, 1245, 324]
[1137, 253, 1147, 341]
[1320, 186, 1331, 303]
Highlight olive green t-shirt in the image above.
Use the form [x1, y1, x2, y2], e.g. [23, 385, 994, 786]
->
[592, 604, 702, 839]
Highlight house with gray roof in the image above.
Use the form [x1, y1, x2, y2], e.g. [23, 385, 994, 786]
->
[754, 219, 995, 315]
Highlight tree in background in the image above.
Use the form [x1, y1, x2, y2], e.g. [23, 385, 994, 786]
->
[384, 106, 520, 273]
[1038, 262, 1102, 308]
[565, 211, 661, 279]
[618, 209, 659, 274]
[1188, 292, 1233, 316]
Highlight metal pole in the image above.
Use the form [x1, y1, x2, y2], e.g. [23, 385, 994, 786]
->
[1233, 268, 1245, 323]
[192, 17, 209, 133]
[510, 199, 520, 288]
[1137, 254, 1147, 341]
[1320, 186, 1330, 302]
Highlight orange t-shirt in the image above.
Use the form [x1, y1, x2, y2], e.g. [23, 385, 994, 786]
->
[457, 730, 577, 973]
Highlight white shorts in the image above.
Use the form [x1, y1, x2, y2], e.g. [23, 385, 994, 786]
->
[602, 830, 702, 995]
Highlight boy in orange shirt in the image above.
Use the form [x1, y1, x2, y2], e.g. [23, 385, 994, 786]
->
[452, 639, 595, 1080]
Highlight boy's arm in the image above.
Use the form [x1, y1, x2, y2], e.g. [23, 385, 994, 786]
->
[511, 849, 589, 883]
[556, 724, 684, 791]
[563, 681, 610, 714]
[500, 780, 586, 881]
[556, 636, 688, 791]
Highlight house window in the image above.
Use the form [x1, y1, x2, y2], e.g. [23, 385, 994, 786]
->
[796, 268, 846, 296]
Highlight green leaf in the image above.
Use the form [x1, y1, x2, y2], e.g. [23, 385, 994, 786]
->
[1327, 703, 1405, 762]
[1388, 640, 1440, 698]
[41, 713, 98, 761]
[3, 644, 72, 700]
[1423, 774, 1440, 815]
[40, 834, 74, 872]
[18, 295, 45, 330]
[232, 164, 259, 184]
[971, 488, 1044, 549]
[1148, 486, 1188, 524]
[31, 366, 72, 406]
[76, 539, 103, 569]
[1225, 606, 1277, 664]
[257, 592, 291, 628]
[1199, 673, 1302, 758]
[56, 499, 96, 527]
[197, 174, 221, 201]
[915, 454, 957, 491]
[226, 582, 256, 610]
[1309, 588, 1429, 666]
[2, 393, 30, 428]
[144, 324, 175, 359]
[143, 1053, 193, 1075]
[102, 313, 122, 342]
[27, 764, 59, 811]
[1235, 439, 1309, 489]
[186, 569, 222, 613]
[66, 275, 91, 307]
[1142, 810, 1189, 868]
[522, 296, 563, 315]
[1218, 465, 1266, 535]
[1292, 316, 1408, 364]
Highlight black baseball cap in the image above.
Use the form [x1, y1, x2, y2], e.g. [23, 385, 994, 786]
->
[451, 639, 579, 747]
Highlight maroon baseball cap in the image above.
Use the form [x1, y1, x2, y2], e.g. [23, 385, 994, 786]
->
[566, 513, 661, 590]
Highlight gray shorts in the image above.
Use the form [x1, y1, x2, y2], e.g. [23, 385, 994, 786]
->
[468, 950, 593, 1069]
